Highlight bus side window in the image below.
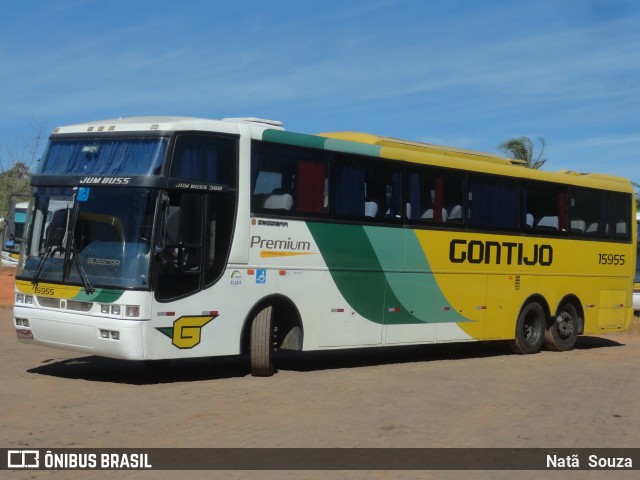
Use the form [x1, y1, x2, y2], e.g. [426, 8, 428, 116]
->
[155, 193, 202, 300]
[251, 142, 329, 216]
[334, 155, 402, 222]
[334, 161, 365, 217]
[523, 182, 568, 234]
[571, 188, 611, 239]
[406, 166, 464, 225]
[468, 174, 518, 230]
[612, 192, 631, 241]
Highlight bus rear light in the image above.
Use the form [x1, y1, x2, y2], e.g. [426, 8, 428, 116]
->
[125, 305, 140, 317]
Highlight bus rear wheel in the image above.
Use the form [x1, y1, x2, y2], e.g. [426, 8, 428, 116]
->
[511, 302, 545, 354]
[544, 303, 578, 352]
[250, 306, 276, 377]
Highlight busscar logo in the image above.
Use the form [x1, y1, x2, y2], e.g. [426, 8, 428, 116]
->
[8, 449, 39, 468]
[88, 257, 121, 267]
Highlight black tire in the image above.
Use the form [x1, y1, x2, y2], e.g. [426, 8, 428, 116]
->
[250, 306, 275, 377]
[511, 302, 546, 354]
[544, 303, 578, 352]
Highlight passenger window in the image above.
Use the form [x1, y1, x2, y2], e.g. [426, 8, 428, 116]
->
[612, 193, 631, 240]
[251, 142, 329, 215]
[406, 167, 465, 225]
[334, 155, 402, 221]
[523, 182, 568, 233]
[468, 174, 519, 230]
[570, 188, 610, 238]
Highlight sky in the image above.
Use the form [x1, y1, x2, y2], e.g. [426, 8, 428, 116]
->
[1, 0, 639, 185]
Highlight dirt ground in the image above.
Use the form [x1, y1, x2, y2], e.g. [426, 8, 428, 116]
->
[0, 268, 16, 306]
[1, 268, 639, 480]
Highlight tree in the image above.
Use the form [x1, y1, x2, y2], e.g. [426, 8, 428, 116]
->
[0, 122, 46, 217]
[631, 181, 640, 211]
[498, 136, 547, 170]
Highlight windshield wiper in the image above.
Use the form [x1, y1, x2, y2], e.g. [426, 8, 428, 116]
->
[58, 194, 94, 294]
[32, 245, 62, 287]
[68, 233, 95, 294]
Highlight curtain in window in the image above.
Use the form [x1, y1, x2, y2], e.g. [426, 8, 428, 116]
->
[470, 179, 518, 228]
[42, 139, 166, 175]
[335, 165, 365, 216]
[407, 172, 421, 220]
[556, 192, 567, 231]
[388, 171, 402, 218]
[433, 176, 443, 222]
[296, 160, 326, 213]
[171, 138, 219, 183]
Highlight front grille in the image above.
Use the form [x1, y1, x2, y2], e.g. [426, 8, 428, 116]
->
[37, 297, 93, 312]
[66, 300, 93, 312]
[38, 297, 60, 308]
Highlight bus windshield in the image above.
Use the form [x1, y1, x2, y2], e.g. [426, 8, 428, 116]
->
[19, 187, 158, 290]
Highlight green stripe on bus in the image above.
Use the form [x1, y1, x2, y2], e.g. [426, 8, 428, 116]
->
[262, 129, 326, 149]
[366, 228, 467, 324]
[323, 138, 381, 157]
[262, 129, 382, 157]
[307, 223, 468, 325]
[73, 288, 124, 303]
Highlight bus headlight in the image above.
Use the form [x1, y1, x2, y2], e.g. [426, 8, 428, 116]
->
[125, 305, 140, 317]
[101, 304, 124, 316]
[16, 294, 34, 304]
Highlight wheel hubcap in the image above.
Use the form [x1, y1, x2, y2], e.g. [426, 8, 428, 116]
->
[557, 312, 574, 339]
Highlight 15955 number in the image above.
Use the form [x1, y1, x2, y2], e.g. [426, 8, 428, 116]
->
[598, 253, 625, 265]
[33, 285, 55, 296]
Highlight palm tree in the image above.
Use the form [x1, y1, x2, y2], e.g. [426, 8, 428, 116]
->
[498, 136, 547, 170]
[631, 181, 640, 211]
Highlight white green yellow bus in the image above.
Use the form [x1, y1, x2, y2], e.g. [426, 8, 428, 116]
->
[13, 117, 636, 376]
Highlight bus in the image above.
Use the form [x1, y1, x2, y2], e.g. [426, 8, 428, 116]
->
[13, 116, 636, 376]
[633, 212, 640, 315]
[2, 195, 30, 267]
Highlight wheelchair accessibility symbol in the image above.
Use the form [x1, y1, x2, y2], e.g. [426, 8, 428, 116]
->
[256, 269, 266, 284]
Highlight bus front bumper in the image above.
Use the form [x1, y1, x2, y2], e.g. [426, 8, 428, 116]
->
[13, 306, 149, 360]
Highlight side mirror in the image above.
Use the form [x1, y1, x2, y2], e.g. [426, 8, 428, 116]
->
[45, 209, 70, 249]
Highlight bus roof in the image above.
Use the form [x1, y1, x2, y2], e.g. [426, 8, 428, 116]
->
[318, 131, 527, 166]
[49, 116, 632, 193]
[50, 116, 285, 136]
[316, 131, 632, 191]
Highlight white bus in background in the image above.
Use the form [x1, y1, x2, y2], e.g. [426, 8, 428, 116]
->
[2, 198, 73, 268]
[2, 199, 29, 267]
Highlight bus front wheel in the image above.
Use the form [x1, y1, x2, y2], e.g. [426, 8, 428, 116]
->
[544, 303, 578, 352]
[250, 306, 276, 377]
[511, 302, 545, 354]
